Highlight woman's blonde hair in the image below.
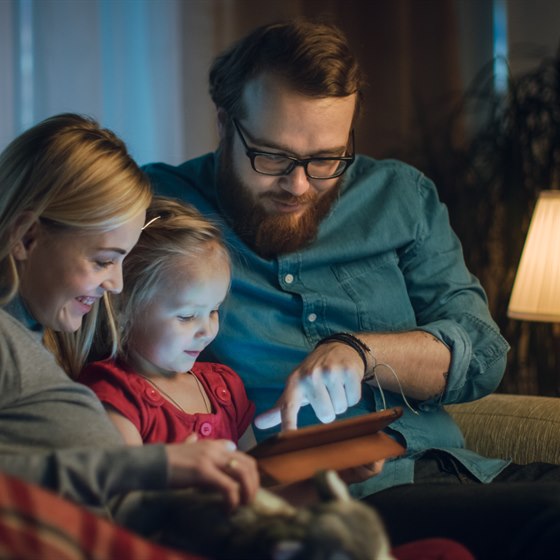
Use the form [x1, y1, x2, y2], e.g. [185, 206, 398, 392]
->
[0, 113, 152, 377]
[113, 196, 230, 361]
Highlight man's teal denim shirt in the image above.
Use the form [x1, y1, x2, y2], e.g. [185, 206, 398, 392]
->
[145, 153, 511, 497]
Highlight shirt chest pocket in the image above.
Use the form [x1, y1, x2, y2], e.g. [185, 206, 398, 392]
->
[330, 252, 416, 331]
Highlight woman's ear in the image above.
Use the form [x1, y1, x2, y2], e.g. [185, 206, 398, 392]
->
[216, 108, 228, 141]
[10, 211, 40, 261]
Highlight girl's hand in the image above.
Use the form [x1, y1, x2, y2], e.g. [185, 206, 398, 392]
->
[165, 437, 259, 510]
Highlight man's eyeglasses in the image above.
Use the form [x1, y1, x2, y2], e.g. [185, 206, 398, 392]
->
[232, 119, 355, 180]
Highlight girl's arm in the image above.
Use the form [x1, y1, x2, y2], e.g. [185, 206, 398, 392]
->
[104, 405, 144, 445]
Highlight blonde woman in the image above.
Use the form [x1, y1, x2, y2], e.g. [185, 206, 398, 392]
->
[0, 114, 258, 520]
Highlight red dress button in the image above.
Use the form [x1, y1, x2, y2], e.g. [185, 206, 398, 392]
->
[143, 386, 164, 406]
[200, 422, 213, 436]
[215, 386, 231, 404]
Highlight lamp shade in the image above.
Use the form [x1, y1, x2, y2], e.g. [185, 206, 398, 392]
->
[508, 190, 560, 322]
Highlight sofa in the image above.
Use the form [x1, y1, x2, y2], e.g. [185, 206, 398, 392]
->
[446, 393, 560, 465]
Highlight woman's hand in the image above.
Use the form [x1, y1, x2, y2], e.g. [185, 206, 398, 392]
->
[165, 436, 259, 510]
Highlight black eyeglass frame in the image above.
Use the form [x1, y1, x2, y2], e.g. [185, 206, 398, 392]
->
[232, 118, 355, 180]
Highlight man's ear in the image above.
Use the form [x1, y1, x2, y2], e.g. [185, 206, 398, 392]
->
[216, 108, 228, 141]
[10, 211, 41, 261]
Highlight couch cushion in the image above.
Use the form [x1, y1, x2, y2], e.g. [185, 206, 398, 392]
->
[446, 394, 560, 465]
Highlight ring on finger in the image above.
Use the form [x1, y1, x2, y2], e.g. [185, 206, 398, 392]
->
[227, 458, 239, 470]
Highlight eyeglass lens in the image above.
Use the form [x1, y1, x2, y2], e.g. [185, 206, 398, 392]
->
[252, 154, 348, 178]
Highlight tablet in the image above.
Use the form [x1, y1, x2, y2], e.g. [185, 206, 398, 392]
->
[248, 407, 405, 485]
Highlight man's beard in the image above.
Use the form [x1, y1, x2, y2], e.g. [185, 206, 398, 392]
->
[217, 142, 341, 259]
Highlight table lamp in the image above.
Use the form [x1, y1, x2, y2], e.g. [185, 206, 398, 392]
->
[508, 190, 560, 322]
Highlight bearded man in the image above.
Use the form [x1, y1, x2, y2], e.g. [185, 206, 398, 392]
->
[145, 19, 560, 560]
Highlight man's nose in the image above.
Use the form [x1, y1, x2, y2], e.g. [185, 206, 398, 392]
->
[280, 164, 311, 197]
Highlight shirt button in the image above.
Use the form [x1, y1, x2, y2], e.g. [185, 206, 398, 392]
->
[284, 274, 294, 284]
[307, 313, 317, 323]
[200, 422, 213, 436]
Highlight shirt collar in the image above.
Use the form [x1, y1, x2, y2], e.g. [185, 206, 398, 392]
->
[2, 295, 43, 333]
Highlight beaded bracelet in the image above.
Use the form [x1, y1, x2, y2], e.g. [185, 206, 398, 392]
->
[315, 332, 376, 377]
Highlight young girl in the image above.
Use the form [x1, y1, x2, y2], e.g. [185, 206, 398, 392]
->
[80, 196, 256, 450]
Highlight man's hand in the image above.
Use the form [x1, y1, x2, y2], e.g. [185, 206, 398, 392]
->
[254, 341, 364, 430]
[337, 459, 385, 485]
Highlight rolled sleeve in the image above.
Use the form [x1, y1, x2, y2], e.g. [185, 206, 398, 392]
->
[419, 317, 509, 405]
[404, 174, 510, 405]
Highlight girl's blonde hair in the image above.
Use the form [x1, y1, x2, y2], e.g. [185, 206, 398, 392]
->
[114, 196, 230, 360]
[0, 113, 152, 377]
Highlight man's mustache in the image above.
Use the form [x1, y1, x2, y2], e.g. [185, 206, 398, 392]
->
[260, 191, 318, 205]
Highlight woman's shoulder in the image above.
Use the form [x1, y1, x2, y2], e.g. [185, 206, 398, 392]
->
[0, 306, 42, 346]
[0, 309, 28, 398]
[0, 307, 61, 393]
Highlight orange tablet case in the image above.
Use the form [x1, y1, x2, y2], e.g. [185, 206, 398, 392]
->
[249, 407, 406, 484]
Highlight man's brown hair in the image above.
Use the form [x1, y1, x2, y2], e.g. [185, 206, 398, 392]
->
[209, 19, 365, 121]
